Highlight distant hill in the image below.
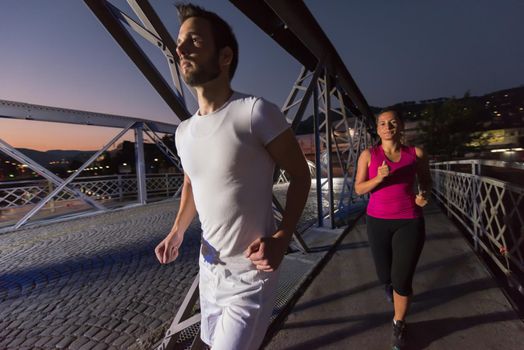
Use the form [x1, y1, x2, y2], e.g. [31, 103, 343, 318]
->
[16, 149, 96, 165]
[294, 85, 524, 134]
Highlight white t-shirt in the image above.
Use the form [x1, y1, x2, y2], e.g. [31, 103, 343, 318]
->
[175, 92, 290, 268]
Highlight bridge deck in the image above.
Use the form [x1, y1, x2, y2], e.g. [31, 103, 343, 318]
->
[1, 189, 522, 349]
[266, 202, 524, 349]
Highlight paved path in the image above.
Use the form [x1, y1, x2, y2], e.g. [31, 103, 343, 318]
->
[266, 203, 524, 349]
[0, 183, 323, 350]
[0, 200, 201, 350]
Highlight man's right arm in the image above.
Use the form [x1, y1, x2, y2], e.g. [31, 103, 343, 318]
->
[155, 173, 197, 264]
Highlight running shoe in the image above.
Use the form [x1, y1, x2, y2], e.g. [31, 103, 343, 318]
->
[391, 319, 406, 349]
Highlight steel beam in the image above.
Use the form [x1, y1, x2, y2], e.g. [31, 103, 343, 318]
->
[84, 0, 190, 121]
[0, 99, 177, 134]
[134, 123, 147, 204]
[230, 0, 375, 129]
[323, 72, 335, 228]
[229, 0, 317, 71]
[313, 82, 323, 226]
[263, 0, 374, 125]
[157, 274, 200, 350]
[126, 0, 186, 101]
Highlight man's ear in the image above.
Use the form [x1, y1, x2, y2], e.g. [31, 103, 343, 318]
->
[219, 46, 233, 68]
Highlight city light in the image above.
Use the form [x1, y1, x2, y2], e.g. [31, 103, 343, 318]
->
[154, 158, 159, 162]
[491, 148, 523, 153]
[123, 163, 127, 166]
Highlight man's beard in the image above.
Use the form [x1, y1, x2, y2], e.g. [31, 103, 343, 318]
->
[182, 54, 221, 86]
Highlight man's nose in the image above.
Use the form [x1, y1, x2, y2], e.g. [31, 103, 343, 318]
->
[176, 40, 188, 58]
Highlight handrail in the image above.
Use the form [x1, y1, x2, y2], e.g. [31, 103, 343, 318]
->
[431, 159, 524, 171]
[430, 161, 524, 295]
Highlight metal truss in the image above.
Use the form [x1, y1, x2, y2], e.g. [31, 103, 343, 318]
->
[0, 99, 182, 229]
[7, 123, 134, 228]
[84, 0, 190, 121]
[314, 71, 336, 227]
[279, 64, 370, 229]
[155, 275, 203, 350]
[0, 138, 105, 212]
[431, 160, 524, 295]
[334, 101, 370, 214]
[273, 64, 324, 252]
[143, 123, 183, 172]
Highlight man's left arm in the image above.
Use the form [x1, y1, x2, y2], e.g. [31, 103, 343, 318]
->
[245, 129, 311, 271]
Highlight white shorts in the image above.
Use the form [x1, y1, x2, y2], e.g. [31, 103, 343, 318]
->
[199, 257, 280, 350]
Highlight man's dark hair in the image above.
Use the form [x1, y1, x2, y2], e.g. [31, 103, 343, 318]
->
[175, 3, 239, 80]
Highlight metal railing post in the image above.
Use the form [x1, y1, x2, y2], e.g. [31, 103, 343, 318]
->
[165, 173, 169, 197]
[118, 175, 123, 201]
[135, 123, 147, 204]
[47, 180, 55, 213]
[471, 161, 479, 251]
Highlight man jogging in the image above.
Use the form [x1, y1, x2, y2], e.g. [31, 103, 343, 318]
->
[154, 4, 311, 349]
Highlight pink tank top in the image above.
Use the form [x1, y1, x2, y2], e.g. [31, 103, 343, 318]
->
[366, 145, 422, 219]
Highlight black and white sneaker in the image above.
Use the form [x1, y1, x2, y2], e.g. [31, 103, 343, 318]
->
[391, 319, 406, 350]
[385, 284, 393, 303]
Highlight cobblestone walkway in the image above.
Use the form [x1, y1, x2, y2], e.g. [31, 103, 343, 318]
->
[0, 183, 326, 349]
[0, 199, 203, 349]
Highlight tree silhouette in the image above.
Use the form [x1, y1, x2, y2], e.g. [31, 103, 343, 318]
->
[416, 93, 488, 159]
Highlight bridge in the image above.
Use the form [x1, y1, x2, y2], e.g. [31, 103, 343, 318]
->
[0, 1, 523, 349]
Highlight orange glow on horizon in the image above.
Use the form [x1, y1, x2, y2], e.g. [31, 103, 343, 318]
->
[1, 119, 136, 152]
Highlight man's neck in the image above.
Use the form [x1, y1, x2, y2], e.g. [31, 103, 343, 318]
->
[195, 78, 233, 116]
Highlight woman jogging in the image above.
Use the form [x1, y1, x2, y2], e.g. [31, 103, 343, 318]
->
[355, 108, 432, 350]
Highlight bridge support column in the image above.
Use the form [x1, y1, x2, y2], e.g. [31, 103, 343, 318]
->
[134, 123, 147, 205]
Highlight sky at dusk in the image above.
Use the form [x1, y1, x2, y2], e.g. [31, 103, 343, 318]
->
[1, 0, 523, 151]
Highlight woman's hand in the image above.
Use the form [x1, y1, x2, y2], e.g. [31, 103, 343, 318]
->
[415, 191, 428, 207]
[377, 160, 390, 181]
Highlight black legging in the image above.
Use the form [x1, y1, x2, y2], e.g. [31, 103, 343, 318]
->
[366, 215, 425, 296]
